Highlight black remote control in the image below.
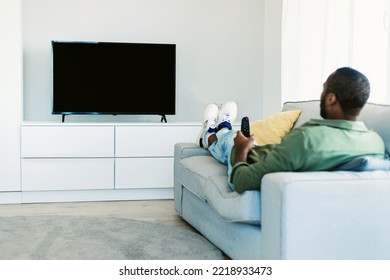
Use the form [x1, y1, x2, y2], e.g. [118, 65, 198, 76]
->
[241, 116, 250, 137]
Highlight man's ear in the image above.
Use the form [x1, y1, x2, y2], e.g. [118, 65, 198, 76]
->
[326, 92, 337, 105]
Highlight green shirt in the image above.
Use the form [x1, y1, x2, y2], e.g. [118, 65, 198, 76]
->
[230, 119, 385, 193]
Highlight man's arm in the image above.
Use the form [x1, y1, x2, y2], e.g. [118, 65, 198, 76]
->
[231, 129, 306, 193]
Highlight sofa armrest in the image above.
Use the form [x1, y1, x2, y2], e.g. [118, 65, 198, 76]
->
[174, 142, 211, 160]
[260, 171, 390, 259]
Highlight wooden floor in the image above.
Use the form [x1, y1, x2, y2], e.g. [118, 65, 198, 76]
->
[0, 199, 195, 231]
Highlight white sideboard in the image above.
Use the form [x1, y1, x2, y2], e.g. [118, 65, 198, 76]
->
[19, 122, 200, 203]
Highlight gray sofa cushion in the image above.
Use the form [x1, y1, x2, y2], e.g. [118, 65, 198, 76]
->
[360, 103, 390, 155]
[176, 155, 227, 200]
[282, 100, 321, 127]
[177, 155, 261, 224]
[205, 175, 261, 224]
[174, 142, 211, 160]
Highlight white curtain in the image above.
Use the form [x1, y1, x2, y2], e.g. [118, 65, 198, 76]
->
[282, 0, 390, 104]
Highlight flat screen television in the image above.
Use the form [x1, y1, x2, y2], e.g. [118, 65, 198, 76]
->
[52, 41, 176, 122]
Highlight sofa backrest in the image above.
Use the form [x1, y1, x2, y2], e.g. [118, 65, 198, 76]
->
[282, 100, 390, 155]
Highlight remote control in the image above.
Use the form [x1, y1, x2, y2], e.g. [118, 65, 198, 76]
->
[241, 116, 250, 137]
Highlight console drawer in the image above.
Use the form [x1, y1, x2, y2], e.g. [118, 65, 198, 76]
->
[21, 126, 114, 157]
[115, 157, 173, 189]
[22, 158, 114, 191]
[115, 125, 199, 157]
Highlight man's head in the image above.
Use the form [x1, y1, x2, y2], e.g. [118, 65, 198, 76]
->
[320, 67, 370, 120]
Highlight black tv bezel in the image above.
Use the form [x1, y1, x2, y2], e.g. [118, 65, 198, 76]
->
[51, 40, 176, 122]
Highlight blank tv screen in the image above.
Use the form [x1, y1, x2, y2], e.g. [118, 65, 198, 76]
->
[52, 41, 176, 116]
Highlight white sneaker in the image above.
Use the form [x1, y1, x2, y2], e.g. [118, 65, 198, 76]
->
[217, 101, 237, 131]
[196, 103, 219, 148]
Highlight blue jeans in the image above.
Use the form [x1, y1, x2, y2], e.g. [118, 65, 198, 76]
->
[208, 130, 237, 191]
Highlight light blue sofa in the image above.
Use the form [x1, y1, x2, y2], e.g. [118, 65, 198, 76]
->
[174, 100, 390, 260]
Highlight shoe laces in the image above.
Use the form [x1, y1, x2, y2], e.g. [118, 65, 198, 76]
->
[209, 117, 218, 128]
[221, 112, 231, 122]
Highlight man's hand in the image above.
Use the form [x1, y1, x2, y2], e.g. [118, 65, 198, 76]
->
[233, 131, 255, 164]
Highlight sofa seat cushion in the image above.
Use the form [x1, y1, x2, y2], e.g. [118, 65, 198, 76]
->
[205, 175, 261, 224]
[176, 155, 227, 200]
[176, 155, 261, 224]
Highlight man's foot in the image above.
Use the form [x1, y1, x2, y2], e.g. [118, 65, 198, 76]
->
[217, 101, 237, 131]
[196, 103, 219, 148]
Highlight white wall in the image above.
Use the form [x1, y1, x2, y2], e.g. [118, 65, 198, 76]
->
[263, 0, 283, 117]
[23, 0, 266, 122]
[0, 0, 22, 191]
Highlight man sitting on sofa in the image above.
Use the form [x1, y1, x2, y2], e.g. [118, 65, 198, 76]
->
[196, 67, 385, 193]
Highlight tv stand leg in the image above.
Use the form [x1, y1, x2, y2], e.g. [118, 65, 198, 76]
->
[62, 115, 66, 123]
[161, 115, 167, 123]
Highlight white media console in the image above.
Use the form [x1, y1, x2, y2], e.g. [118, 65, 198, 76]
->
[18, 122, 200, 203]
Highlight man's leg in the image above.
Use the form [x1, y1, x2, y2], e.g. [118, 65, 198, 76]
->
[208, 101, 238, 191]
[208, 130, 236, 165]
[196, 103, 219, 149]
[209, 130, 237, 191]
[204, 100, 238, 159]
[195, 100, 237, 167]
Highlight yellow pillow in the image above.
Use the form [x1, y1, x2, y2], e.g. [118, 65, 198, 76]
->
[250, 110, 302, 145]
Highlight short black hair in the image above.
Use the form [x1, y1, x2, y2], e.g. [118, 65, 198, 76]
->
[325, 67, 370, 115]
